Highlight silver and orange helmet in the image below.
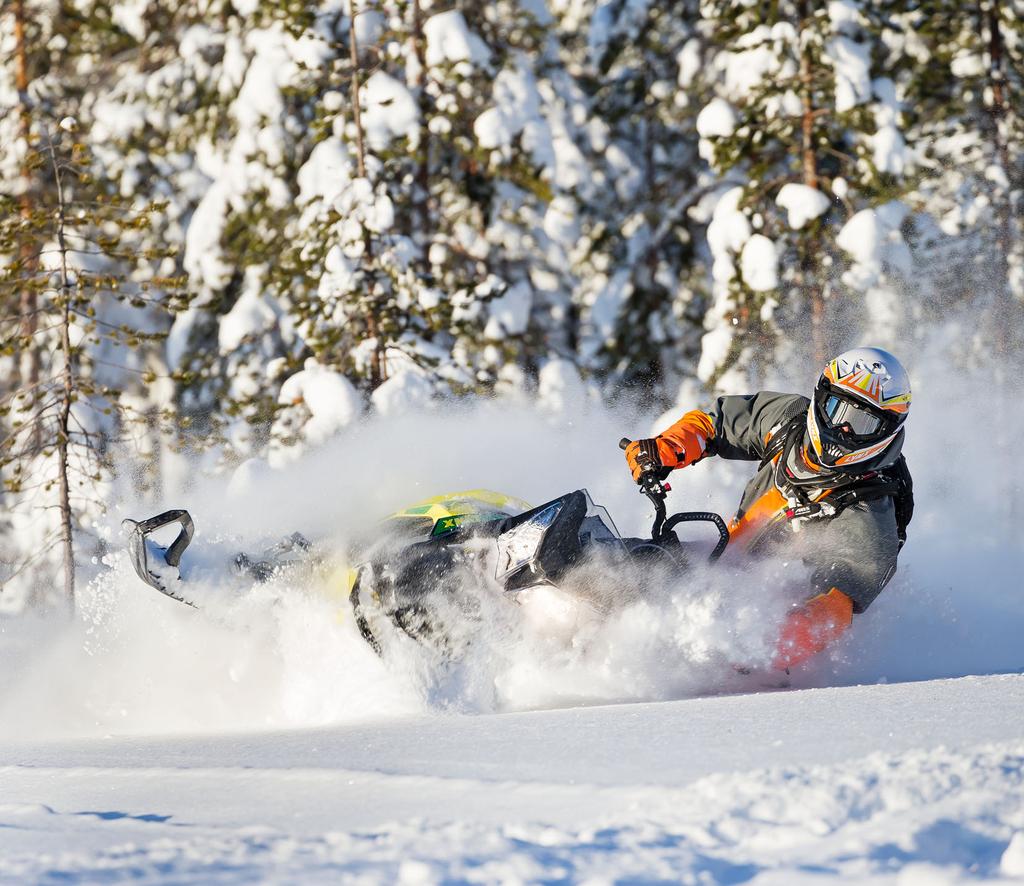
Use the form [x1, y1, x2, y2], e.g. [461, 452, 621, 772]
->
[806, 347, 911, 470]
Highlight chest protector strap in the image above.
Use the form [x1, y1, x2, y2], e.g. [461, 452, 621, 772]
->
[761, 413, 914, 549]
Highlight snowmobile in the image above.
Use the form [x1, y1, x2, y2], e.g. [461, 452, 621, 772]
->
[122, 440, 730, 654]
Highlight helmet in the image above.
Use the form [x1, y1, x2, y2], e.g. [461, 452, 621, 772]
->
[806, 347, 911, 469]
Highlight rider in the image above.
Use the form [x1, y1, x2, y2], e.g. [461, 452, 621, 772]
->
[625, 346, 913, 671]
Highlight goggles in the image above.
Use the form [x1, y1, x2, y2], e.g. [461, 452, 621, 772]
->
[815, 384, 893, 441]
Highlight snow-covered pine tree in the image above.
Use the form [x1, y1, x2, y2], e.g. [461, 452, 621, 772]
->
[447, 0, 577, 393]
[171, 3, 346, 460]
[0, 108, 185, 610]
[281, 0, 594, 425]
[276, 0, 485, 421]
[895, 0, 1023, 360]
[268, 0, 488, 439]
[553, 0, 710, 405]
[693, 0, 916, 389]
[0, 2, 115, 607]
[68, 2, 347, 465]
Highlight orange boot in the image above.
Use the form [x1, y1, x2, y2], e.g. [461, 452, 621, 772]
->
[773, 587, 853, 671]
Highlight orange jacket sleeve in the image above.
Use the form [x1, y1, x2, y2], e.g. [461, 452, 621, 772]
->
[659, 410, 716, 468]
[773, 587, 854, 671]
[625, 410, 716, 481]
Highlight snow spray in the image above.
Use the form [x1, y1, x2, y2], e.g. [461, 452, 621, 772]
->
[1, 342, 1021, 738]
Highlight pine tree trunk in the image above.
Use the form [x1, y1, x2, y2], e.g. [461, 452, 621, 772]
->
[13, 0, 41, 423]
[980, 0, 1017, 532]
[982, 0, 1013, 358]
[411, 0, 431, 253]
[347, 1, 367, 183]
[57, 286, 75, 607]
[797, 0, 826, 365]
[347, 0, 385, 387]
[46, 133, 76, 608]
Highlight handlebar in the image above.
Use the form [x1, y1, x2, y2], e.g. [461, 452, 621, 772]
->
[619, 437, 728, 561]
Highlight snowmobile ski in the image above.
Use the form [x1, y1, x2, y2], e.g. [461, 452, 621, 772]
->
[122, 509, 197, 607]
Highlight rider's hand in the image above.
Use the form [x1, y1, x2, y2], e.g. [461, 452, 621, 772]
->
[625, 410, 715, 485]
[625, 437, 682, 484]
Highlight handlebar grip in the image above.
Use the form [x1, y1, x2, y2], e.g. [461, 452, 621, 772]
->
[619, 437, 632, 450]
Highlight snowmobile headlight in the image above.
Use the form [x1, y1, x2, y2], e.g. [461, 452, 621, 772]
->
[495, 502, 561, 579]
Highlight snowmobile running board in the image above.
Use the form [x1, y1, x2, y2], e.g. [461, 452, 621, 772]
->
[122, 509, 196, 605]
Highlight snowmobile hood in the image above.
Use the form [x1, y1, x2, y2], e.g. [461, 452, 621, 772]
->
[387, 489, 532, 540]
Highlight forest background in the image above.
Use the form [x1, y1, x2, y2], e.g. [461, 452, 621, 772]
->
[1, 0, 1021, 609]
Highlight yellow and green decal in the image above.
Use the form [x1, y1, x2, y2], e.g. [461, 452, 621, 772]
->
[430, 512, 508, 537]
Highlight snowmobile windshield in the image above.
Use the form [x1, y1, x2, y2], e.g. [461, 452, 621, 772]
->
[578, 492, 623, 545]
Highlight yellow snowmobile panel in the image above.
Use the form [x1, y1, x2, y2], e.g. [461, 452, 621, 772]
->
[388, 489, 532, 537]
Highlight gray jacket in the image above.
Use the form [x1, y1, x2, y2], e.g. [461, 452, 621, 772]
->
[707, 392, 902, 613]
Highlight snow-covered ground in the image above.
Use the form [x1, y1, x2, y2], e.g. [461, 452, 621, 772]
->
[1, 675, 1023, 883]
